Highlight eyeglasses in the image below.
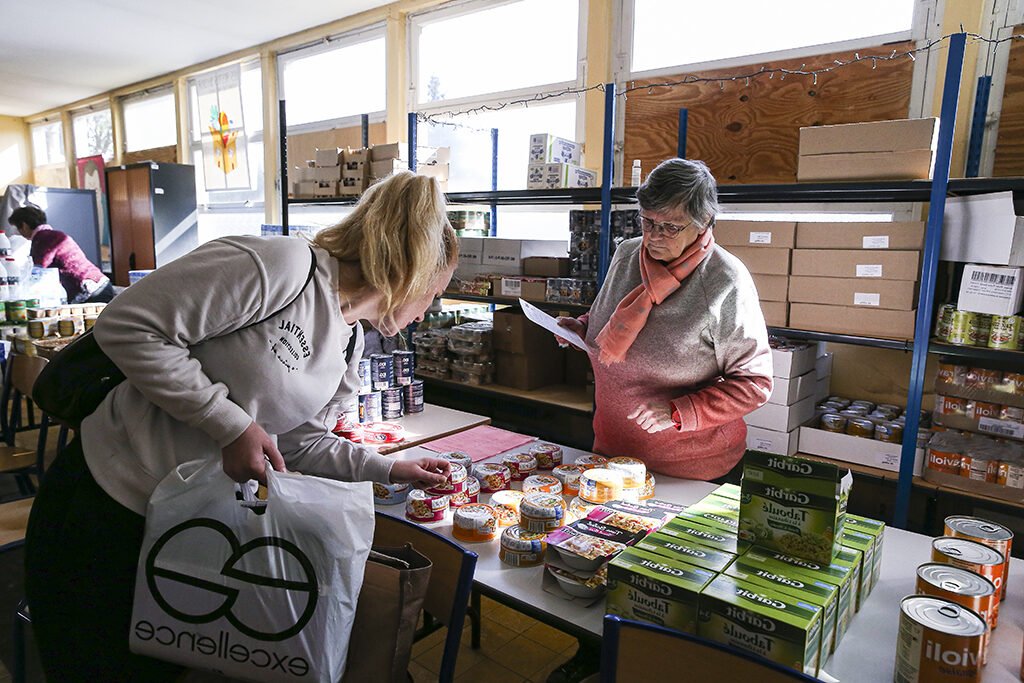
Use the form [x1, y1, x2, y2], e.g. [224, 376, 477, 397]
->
[638, 213, 696, 238]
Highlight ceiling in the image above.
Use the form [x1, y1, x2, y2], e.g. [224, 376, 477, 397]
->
[0, 0, 394, 118]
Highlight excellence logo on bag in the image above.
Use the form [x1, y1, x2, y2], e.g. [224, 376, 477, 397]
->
[134, 518, 319, 678]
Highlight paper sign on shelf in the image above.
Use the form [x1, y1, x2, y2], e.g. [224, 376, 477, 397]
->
[519, 299, 590, 352]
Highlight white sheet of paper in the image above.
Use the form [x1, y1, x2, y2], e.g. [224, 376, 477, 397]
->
[518, 298, 590, 352]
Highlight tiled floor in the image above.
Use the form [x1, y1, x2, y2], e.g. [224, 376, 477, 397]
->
[410, 596, 582, 683]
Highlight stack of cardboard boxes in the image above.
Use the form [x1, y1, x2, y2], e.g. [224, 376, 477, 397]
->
[491, 308, 565, 391]
[715, 221, 794, 327]
[370, 143, 450, 190]
[527, 134, 598, 189]
[452, 236, 569, 299]
[797, 118, 938, 182]
[290, 143, 450, 198]
[788, 222, 924, 339]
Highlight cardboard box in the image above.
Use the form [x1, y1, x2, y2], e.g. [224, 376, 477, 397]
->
[799, 118, 938, 156]
[815, 377, 830, 401]
[798, 426, 925, 476]
[370, 158, 405, 178]
[370, 142, 403, 161]
[789, 303, 916, 339]
[788, 276, 917, 310]
[791, 250, 919, 281]
[313, 182, 337, 197]
[482, 238, 568, 276]
[751, 274, 789, 302]
[798, 150, 934, 182]
[314, 147, 341, 166]
[529, 134, 582, 164]
[729, 247, 791, 275]
[941, 192, 1024, 266]
[341, 163, 366, 180]
[523, 257, 570, 277]
[714, 221, 796, 248]
[634, 533, 736, 573]
[293, 181, 318, 197]
[338, 177, 364, 195]
[746, 425, 800, 456]
[956, 264, 1024, 316]
[492, 308, 559, 355]
[744, 394, 816, 432]
[760, 301, 788, 327]
[795, 221, 925, 250]
[526, 163, 598, 189]
[490, 276, 547, 302]
[312, 166, 341, 182]
[768, 370, 817, 406]
[343, 148, 369, 164]
[771, 343, 818, 379]
[418, 162, 450, 182]
[607, 547, 715, 635]
[457, 236, 484, 267]
[495, 349, 564, 391]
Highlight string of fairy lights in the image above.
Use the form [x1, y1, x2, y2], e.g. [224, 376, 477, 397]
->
[415, 31, 1024, 128]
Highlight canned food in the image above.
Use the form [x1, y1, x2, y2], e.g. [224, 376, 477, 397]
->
[846, 417, 876, 438]
[490, 489, 525, 517]
[937, 363, 967, 387]
[26, 320, 44, 339]
[948, 310, 975, 346]
[928, 446, 964, 476]
[866, 411, 892, 426]
[492, 504, 518, 528]
[392, 350, 415, 386]
[966, 367, 1001, 390]
[502, 453, 538, 481]
[362, 422, 405, 444]
[970, 314, 992, 347]
[1004, 372, 1024, 395]
[935, 395, 969, 417]
[465, 476, 480, 502]
[574, 454, 609, 470]
[523, 474, 562, 495]
[358, 391, 382, 424]
[875, 421, 903, 444]
[473, 463, 511, 492]
[988, 315, 1020, 350]
[437, 451, 472, 471]
[819, 401, 846, 413]
[404, 489, 449, 523]
[370, 353, 394, 391]
[357, 358, 372, 392]
[529, 443, 563, 470]
[381, 386, 403, 420]
[935, 303, 956, 339]
[552, 464, 586, 497]
[895, 596, 985, 683]
[973, 401, 1002, 421]
[520, 493, 567, 533]
[878, 403, 904, 417]
[578, 468, 625, 505]
[4, 301, 26, 323]
[917, 563, 996, 662]
[426, 462, 468, 496]
[452, 503, 499, 543]
[840, 407, 869, 419]
[607, 456, 647, 488]
[944, 516, 1013, 602]
[827, 396, 852, 408]
[931, 537, 1005, 626]
[83, 315, 98, 331]
[402, 379, 425, 414]
[851, 400, 876, 412]
[820, 413, 848, 433]
[499, 525, 547, 567]
[568, 496, 598, 522]
[1001, 405, 1024, 423]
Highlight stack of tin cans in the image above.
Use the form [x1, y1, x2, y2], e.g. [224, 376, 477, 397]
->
[356, 349, 424, 423]
[935, 304, 1023, 351]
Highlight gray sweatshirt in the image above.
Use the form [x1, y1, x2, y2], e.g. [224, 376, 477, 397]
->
[82, 236, 395, 514]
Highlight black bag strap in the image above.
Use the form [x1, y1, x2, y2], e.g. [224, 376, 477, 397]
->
[344, 324, 359, 365]
[240, 245, 318, 331]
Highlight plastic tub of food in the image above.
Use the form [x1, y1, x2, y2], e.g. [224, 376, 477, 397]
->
[405, 489, 449, 523]
[372, 482, 410, 506]
[450, 359, 494, 385]
[452, 503, 499, 543]
[523, 474, 563, 495]
[493, 505, 518, 528]
[450, 475, 480, 508]
[546, 564, 606, 599]
[607, 456, 647, 488]
[568, 496, 598, 522]
[546, 526, 627, 572]
[574, 454, 608, 470]
[552, 464, 586, 497]
[499, 526, 547, 567]
[437, 451, 473, 471]
[521, 493, 567, 533]
[362, 422, 406, 445]
[473, 463, 512, 492]
[491, 489, 526, 516]
[530, 443, 563, 470]
[426, 462, 468, 496]
[503, 453, 538, 481]
[579, 468, 625, 505]
[448, 321, 493, 343]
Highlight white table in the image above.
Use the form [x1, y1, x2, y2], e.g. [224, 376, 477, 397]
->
[382, 441, 1024, 681]
[374, 404, 490, 454]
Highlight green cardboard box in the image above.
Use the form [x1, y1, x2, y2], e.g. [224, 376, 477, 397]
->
[661, 517, 751, 556]
[634, 532, 736, 573]
[846, 514, 885, 589]
[607, 547, 717, 634]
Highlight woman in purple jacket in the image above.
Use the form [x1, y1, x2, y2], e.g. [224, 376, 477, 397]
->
[8, 204, 114, 303]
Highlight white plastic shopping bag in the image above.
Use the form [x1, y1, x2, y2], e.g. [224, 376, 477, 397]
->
[130, 458, 374, 683]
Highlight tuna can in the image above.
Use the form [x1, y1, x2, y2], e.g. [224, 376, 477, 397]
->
[989, 315, 1021, 350]
[916, 563, 996, 660]
[426, 462, 468, 496]
[931, 537, 1005, 627]
[83, 315, 98, 331]
[935, 303, 956, 339]
[499, 526, 547, 567]
[405, 489, 449, 523]
[358, 391, 382, 424]
[969, 314, 992, 347]
[370, 353, 394, 391]
[948, 310, 975, 346]
[944, 516, 1013, 602]
[381, 386, 404, 420]
[402, 379, 425, 414]
[895, 595, 985, 683]
[392, 350, 415, 386]
[357, 359, 372, 393]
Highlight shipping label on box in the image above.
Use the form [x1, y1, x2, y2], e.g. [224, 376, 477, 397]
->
[795, 222, 925, 250]
[942, 192, 1024, 266]
[746, 425, 800, 456]
[957, 264, 1024, 316]
[529, 133, 582, 164]
[788, 276, 917, 310]
[791, 250, 920, 281]
[715, 221, 797, 248]
[729, 247, 792, 275]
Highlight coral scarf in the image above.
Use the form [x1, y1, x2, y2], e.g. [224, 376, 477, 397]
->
[595, 230, 715, 365]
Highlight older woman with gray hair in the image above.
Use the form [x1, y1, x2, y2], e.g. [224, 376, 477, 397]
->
[557, 158, 773, 483]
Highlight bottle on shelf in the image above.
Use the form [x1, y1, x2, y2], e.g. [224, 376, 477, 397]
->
[0, 258, 9, 302]
[631, 160, 642, 186]
[4, 256, 21, 300]
[0, 232, 11, 257]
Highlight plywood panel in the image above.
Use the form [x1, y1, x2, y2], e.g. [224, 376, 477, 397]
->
[286, 122, 388, 169]
[993, 25, 1024, 176]
[123, 146, 177, 166]
[624, 42, 915, 184]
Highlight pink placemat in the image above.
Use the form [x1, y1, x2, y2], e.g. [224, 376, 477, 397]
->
[421, 425, 536, 462]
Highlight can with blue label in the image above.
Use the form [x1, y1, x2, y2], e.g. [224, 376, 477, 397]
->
[393, 350, 416, 386]
[370, 353, 394, 391]
[359, 391, 382, 424]
[381, 387, 404, 420]
[357, 358, 372, 392]
[402, 379, 425, 414]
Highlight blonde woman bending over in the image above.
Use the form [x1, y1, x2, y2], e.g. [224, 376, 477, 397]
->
[25, 171, 457, 682]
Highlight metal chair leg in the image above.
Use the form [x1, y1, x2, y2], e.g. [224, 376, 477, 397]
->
[470, 588, 481, 649]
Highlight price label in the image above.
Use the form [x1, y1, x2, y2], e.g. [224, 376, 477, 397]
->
[853, 292, 881, 306]
[749, 232, 773, 245]
[500, 278, 522, 297]
[978, 417, 1024, 440]
[862, 235, 890, 249]
[856, 264, 883, 278]
[753, 438, 774, 451]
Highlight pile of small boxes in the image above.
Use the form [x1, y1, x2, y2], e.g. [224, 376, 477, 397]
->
[291, 143, 450, 198]
[527, 134, 598, 190]
[568, 209, 641, 279]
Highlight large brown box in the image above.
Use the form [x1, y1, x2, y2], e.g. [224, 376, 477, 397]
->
[751, 274, 788, 302]
[564, 349, 592, 386]
[760, 301, 788, 327]
[798, 118, 938, 156]
[714, 221, 796, 249]
[490, 276, 547, 302]
[523, 257, 570, 277]
[496, 350, 564, 391]
[797, 150, 933, 182]
[728, 247, 791, 275]
[795, 222, 926, 250]
[788, 276, 917, 310]
[790, 249, 920, 281]
[789, 303, 916, 339]
[492, 308, 560, 355]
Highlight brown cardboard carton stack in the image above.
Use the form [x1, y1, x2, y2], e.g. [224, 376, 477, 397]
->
[492, 308, 565, 391]
[311, 147, 342, 197]
[788, 221, 925, 339]
[797, 118, 938, 182]
[339, 148, 369, 196]
[370, 144, 450, 190]
[715, 221, 794, 326]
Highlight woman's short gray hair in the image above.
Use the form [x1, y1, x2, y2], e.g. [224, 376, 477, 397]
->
[636, 158, 719, 232]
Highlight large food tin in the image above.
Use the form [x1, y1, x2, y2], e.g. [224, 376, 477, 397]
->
[931, 537, 1005, 627]
[944, 516, 1013, 601]
[894, 596, 985, 683]
[916, 563, 995, 663]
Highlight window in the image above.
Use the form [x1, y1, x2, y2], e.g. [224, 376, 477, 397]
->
[123, 89, 177, 152]
[30, 121, 65, 166]
[278, 27, 386, 129]
[412, 0, 579, 104]
[630, 0, 917, 74]
[72, 107, 114, 160]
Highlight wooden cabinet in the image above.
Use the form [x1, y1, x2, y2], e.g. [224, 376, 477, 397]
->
[106, 162, 197, 286]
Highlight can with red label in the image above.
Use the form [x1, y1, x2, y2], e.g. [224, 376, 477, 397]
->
[916, 563, 996, 663]
[895, 596, 985, 683]
[931, 537, 1005, 627]
[945, 516, 1013, 602]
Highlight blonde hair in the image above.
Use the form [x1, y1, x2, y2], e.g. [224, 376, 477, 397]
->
[313, 171, 457, 328]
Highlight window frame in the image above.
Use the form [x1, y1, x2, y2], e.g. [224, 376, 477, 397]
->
[276, 22, 388, 136]
[70, 103, 115, 162]
[121, 85, 178, 153]
[30, 119, 66, 167]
